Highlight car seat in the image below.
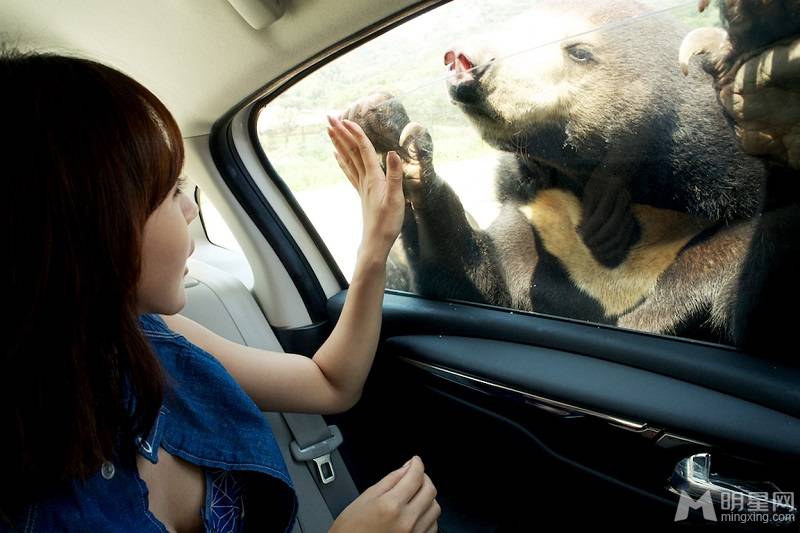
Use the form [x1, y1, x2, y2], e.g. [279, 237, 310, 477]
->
[180, 258, 360, 532]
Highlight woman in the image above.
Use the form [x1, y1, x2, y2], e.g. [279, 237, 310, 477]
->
[1, 49, 440, 532]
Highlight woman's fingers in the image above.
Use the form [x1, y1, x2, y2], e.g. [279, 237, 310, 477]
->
[328, 123, 364, 180]
[341, 119, 382, 176]
[413, 497, 441, 533]
[327, 117, 360, 177]
[333, 151, 357, 189]
[327, 116, 366, 178]
[407, 473, 437, 524]
[366, 460, 415, 498]
[328, 131, 362, 191]
[385, 456, 426, 504]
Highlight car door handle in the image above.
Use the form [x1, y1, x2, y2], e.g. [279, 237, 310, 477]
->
[667, 453, 798, 516]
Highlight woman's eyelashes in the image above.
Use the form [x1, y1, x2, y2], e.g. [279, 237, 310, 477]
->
[174, 176, 188, 197]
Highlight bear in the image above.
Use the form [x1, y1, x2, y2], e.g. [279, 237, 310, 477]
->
[340, 0, 800, 355]
[439, 0, 769, 263]
[680, 0, 800, 169]
[668, 0, 800, 358]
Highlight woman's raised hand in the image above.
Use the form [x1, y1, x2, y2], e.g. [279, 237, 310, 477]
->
[327, 114, 405, 260]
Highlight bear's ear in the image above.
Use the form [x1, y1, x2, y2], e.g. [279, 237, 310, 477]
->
[678, 26, 732, 77]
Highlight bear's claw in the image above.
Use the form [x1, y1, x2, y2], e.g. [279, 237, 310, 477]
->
[340, 92, 412, 156]
[342, 93, 440, 208]
[398, 122, 437, 207]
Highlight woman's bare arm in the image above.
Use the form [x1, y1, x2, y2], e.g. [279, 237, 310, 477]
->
[162, 116, 402, 415]
[161, 250, 386, 415]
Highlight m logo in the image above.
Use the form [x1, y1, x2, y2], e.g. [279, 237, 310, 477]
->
[675, 490, 717, 522]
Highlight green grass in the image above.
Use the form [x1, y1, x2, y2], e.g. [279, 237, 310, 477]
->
[260, 122, 491, 193]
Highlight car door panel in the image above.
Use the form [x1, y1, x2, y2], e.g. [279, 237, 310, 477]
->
[323, 291, 800, 530]
[383, 335, 800, 458]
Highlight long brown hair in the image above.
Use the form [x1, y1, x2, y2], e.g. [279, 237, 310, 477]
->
[1, 48, 184, 515]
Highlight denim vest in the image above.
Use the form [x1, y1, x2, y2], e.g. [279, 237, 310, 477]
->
[3, 313, 298, 533]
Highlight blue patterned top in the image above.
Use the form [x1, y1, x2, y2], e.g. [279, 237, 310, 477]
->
[202, 468, 246, 533]
[5, 314, 297, 532]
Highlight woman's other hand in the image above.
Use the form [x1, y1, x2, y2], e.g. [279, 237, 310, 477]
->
[329, 455, 440, 533]
[327, 115, 405, 261]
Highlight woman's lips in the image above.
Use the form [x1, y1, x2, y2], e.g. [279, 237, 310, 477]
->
[185, 241, 194, 276]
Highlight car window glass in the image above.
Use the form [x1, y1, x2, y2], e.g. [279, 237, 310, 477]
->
[197, 188, 245, 255]
[255, 0, 800, 356]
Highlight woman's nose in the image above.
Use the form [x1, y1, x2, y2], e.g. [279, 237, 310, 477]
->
[183, 194, 199, 223]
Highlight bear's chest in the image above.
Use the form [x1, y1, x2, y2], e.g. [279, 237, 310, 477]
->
[517, 189, 710, 319]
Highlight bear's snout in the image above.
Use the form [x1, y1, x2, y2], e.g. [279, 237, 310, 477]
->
[445, 48, 494, 107]
[444, 48, 493, 83]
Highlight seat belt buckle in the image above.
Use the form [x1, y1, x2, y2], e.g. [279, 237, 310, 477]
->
[290, 424, 343, 485]
[311, 454, 335, 484]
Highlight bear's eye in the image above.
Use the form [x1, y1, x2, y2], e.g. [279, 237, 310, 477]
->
[565, 45, 594, 64]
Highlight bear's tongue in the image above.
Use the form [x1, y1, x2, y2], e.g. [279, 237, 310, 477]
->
[445, 50, 476, 83]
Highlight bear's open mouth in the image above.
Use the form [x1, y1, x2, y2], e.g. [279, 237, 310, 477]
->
[444, 49, 492, 87]
[445, 50, 475, 82]
[445, 49, 494, 109]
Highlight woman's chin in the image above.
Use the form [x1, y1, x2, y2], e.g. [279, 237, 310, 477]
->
[168, 295, 187, 315]
[163, 285, 188, 315]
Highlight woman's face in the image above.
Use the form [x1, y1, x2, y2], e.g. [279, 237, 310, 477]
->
[137, 178, 198, 315]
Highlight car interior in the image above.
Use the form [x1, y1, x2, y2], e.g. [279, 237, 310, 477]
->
[3, 0, 799, 531]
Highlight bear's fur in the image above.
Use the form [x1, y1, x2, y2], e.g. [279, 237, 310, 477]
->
[457, 1, 768, 227]
[342, 0, 800, 356]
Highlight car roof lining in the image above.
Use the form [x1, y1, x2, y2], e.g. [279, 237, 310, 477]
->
[0, 0, 421, 137]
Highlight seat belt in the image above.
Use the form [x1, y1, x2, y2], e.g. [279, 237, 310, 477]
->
[282, 412, 360, 519]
